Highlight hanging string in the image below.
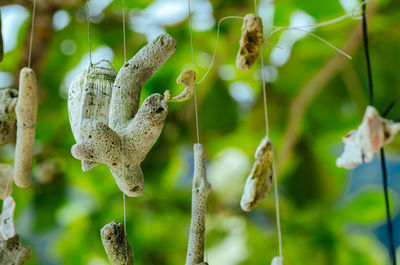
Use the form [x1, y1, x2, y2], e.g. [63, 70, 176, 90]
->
[254, 0, 258, 16]
[187, 0, 200, 144]
[86, 0, 93, 66]
[260, 44, 269, 136]
[361, 1, 396, 264]
[272, 158, 283, 259]
[196, 16, 244, 85]
[122, 0, 127, 63]
[27, 0, 37, 68]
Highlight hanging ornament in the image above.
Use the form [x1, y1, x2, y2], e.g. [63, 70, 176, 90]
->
[0, 88, 18, 145]
[236, 14, 263, 71]
[0, 164, 13, 200]
[14, 67, 38, 188]
[69, 33, 176, 197]
[68, 62, 117, 172]
[185, 144, 211, 265]
[240, 136, 274, 212]
[337, 106, 400, 169]
[101, 221, 134, 265]
[0, 196, 31, 265]
[164, 69, 196, 102]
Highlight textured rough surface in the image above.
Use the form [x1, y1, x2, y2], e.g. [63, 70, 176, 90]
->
[0, 196, 16, 241]
[70, 33, 176, 197]
[0, 235, 31, 265]
[14, 67, 38, 188]
[185, 144, 211, 265]
[0, 88, 18, 145]
[271, 256, 283, 265]
[0, 164, 13, 200]
[337, 106, 400, 169]
[236, 14, 263, 71]
[68, 64, 117, 172]
[241, 136, 274, 212]
[164, 70, 196, 102]
[101, 221, 134, 265]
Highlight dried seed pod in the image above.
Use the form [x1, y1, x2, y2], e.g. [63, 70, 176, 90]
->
[0, 88, 18, 145]
[101, 221, 134, 265]
[68, 64, 117, 172]
[71, 33, 176, 197]
[337, 106, 400, 169]
[164, 69, 196, 102]
[185, 144, 211, 265]
[0, 196, 16, 241]
[236, 14, 263, 71]
[240, 136, 274, 212]
[0, 164, 13, 200]
[14, 67, 37, 188]
[271, 256, 283, 265]
[0, 235, 31, 264]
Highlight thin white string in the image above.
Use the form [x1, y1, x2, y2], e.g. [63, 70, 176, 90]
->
[122, 0, 127, 63]
[260, 43, 269, 136]
[123, 192, 128, 263]
[27, 0, 37, 68]
[187, 0, 200, 144]
[196, 16, 243, 85]
[86, 0, 93, 66]
[254, 0, 258, 16]
[272, 157, 283, 258]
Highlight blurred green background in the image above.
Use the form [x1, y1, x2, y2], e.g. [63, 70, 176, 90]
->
[1, 0, 400, 264]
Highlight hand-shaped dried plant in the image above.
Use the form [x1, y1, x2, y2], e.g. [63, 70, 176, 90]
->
[185, 144, 211, 265]
[101, 221, 134, 265]
[69, 33, 177, 197]
[14, 67, 38, 188]
[240, 136, 274, 212]
[236, 14, 263, 71]
[337, 106, 400, 169]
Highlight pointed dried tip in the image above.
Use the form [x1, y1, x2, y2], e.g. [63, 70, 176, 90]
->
[81, 161, 98, 172]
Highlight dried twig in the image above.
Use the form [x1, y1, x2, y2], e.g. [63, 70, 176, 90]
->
[101, 221, 134, 265]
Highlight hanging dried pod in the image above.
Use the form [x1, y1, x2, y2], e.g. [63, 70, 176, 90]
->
[101, 221, 134, 265]
[0, 88, 18, 145]
[14, 67, 38, 188]
[240, 136, 274, 212]
[236, 14, 263, 71]
[185, 144, 211, 265]
[271, 256, 283, 265]
[68, 63, 117, 172]
[70, 33, 176, 197]
[0, 164, 13, 200]
[337, 106, 400, 169]
[164, 69, 196, 102]
[0, 235, 31, 265]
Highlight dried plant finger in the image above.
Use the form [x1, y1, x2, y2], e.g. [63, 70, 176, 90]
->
[0, 235, 31, 265]
[0, 196, 16, 241]
[14, 67, 37, 188]
[101, 221, 134, 265]
[0, 89, 18, 145]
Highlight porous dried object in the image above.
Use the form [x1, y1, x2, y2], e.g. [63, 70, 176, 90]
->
[236, 14, 263, 71]
[337, 106, 400, 169]
[69, 33, 176, 197]
[101, 221, 134, 265]
[0, 235, 31, 265]
[0, 164, 13, 200]
[240, 136, 274, 212]
[164, 69, 196, 102]
[0, 88, 18, 145]
[271, 256, 283, 265]
[14, 67, 38, 188]
[185, 144, 211, 265]
[0, 196, 16, 241]
[68, 63, 117, 172]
